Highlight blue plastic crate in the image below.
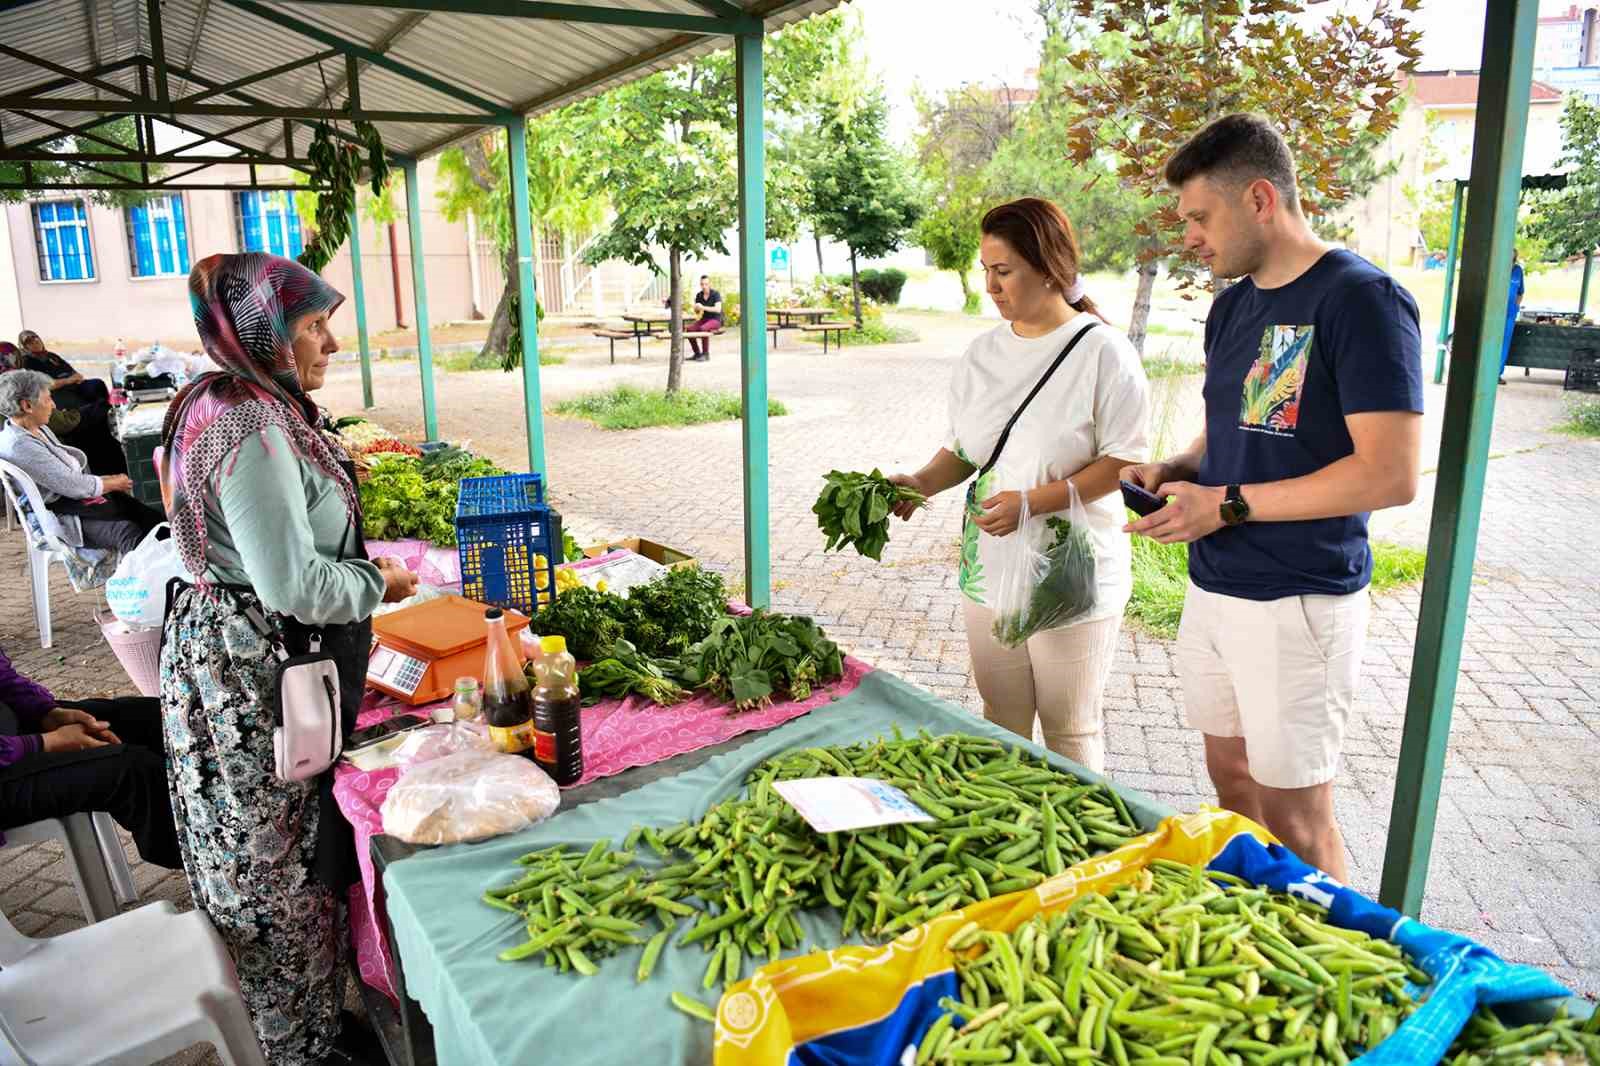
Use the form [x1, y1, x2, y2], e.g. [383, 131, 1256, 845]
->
[454, 473, 561, 616]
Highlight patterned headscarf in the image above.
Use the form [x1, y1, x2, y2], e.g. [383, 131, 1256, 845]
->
[161, 253, 353, 587]
[0, 343, 20, 371]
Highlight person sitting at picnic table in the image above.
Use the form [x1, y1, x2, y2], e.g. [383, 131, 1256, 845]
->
[0, 369, 162, 554]
[17, 328, 126, 475]
[0, 640, 181, 872]
[687, 274, 723, 362]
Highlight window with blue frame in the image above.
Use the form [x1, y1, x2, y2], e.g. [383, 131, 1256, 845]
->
[125, 195, 192, 278]
[31, 200, 96, 282]
[233, 190, 305, 258]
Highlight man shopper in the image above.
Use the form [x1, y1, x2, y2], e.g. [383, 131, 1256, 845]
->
[1122, 114, 1423, 881]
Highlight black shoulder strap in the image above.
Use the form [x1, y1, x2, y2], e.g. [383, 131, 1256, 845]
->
[977, 322, 1098, 478]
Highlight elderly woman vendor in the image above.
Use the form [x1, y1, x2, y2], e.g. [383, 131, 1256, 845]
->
[0, 369, 163, 553]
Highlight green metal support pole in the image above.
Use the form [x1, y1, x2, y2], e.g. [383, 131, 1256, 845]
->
[735, 30, 769, 609]
[1580, 250, 1593, 316]
[348, 204, 375, 409]
[1378, 0, 1538, 917]
[505, 116, 547, 478]
[1433, 179, 1465, 385]
[402, 158, 439, 442]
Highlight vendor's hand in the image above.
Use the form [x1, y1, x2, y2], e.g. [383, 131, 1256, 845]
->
[103, 474, 134, 494]
[42, 723, 112, 753]
[378, 558, 419, 603]
[975, 490, 1025, 537]
[1124, 481, 1226, 543]
[887, 473, 925, 520]
[41, 707, 119, 743]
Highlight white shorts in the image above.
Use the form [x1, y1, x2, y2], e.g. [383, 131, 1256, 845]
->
[1176, 580, 1370, 790]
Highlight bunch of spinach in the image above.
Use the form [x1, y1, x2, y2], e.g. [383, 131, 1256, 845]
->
[620, 566, 728, 659]
[674, 611, 844, 713]
[991, 516, 1097, 647]
[359, 456, 461, 545]
[530, 586, 629, 661]
[568, 640, 688, 707]
[418, 445, 506, 484]
[813, 469, 923, 561]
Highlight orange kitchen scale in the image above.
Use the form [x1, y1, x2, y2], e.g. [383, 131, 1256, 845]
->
[366, 594, 531, 704]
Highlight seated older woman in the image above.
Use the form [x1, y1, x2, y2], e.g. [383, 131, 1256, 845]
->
[17, 329, 124, 475]
[0, 369, 162, 554]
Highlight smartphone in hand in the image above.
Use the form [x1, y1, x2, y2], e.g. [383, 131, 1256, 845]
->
[1120, 480, 1167, 518]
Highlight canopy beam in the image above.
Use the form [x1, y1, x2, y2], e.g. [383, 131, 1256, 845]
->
[270, 0, 758, 34]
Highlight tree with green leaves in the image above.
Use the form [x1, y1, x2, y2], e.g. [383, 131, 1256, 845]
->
[808, 92, 924, 327]
[916, 185, 984, 313]
[0, 118, 155, 206]
[1529, 95, 1600, 269]
[1048, 0, 1421, 350]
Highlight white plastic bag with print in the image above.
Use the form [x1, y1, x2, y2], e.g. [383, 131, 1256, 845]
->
[381, 748, 561, 845]
[986, 483, 1097, 648]
[105, 524, 189, 628]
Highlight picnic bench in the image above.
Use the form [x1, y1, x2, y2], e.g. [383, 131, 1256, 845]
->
[802, 321, 853, 354]
[593, 323, 728, 364]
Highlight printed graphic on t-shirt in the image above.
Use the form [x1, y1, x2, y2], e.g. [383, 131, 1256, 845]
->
[1239, 324, 1313, 436]
[954, 442, 992, 604]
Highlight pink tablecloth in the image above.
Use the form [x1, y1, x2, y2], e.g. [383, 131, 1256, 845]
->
[333, 654, 874, 1002]
[365, 538, 461, 587]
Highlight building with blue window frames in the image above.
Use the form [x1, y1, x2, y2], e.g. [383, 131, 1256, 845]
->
[31, 201, 96, 282]
[234, 190, 305, 259]
[125, 196, 192, 278]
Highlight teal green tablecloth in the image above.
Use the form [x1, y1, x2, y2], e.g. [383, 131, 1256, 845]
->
[382, 669, 1175, 1066]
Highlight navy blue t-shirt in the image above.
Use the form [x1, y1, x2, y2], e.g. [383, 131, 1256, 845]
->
[1189, 250, 1423, 601]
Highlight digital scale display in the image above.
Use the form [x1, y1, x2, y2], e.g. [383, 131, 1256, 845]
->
[368, 646, 427, 697]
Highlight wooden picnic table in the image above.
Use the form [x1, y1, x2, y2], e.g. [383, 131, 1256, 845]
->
[620, 312, 672, 337]
[768, 306, 831, 328]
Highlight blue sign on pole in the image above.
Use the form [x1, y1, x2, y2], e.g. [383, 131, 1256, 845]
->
[769, 245, 790, 274]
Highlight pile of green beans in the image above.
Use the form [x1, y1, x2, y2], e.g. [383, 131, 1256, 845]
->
[922, 860, 1433, 1066]
[1447, 1005, 1600, 1064]
[922, 860, 1599, 1066]
[483, 729, 1144, 992]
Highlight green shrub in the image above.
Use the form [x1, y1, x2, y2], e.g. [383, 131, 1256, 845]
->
[1560, 395, 1600, 437]
[858, 268, 908, 305]
[553, 385, 788, 430]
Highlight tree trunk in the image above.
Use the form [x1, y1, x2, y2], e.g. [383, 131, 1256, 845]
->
[956, 268, 973, 311]
[849, 248, 863, 328]
[1127, 260, 1159, 355]
[666, 247, 685, 395]
[481, 241, 520, 368]
[814, 230, 824, 277]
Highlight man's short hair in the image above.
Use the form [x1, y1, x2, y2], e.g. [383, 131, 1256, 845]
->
[700, 275, 709, 281]
[1164, 114, 1299, 207]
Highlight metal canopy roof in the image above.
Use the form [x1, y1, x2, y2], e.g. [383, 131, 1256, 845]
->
[0, 0, 837, 189]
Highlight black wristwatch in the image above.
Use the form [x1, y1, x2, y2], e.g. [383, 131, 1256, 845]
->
[1220, 484, 1250, 527]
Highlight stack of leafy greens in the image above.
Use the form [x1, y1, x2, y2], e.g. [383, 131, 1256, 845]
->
[673, 611, 843, 713]
[991, 516, 1097, 647]
[357, 447, 508, 546]
[813, 469, 923, 561]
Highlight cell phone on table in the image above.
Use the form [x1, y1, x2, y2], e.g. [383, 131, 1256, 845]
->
[347, 712, 429, 751]
[1120, 479, 1167, 518]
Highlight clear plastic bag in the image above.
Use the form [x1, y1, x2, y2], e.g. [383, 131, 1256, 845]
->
[988, 482, 1098, 648]
[390, 721, 494, 769]
[380, 748, 561, 845]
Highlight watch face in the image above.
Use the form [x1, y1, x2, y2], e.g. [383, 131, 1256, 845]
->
[1221, 498, 1248, 526]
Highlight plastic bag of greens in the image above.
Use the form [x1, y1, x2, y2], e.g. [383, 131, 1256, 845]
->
[988, 484, 1097, 647]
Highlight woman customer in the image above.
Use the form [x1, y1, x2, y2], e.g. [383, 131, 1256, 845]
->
[159, 253, 416, 1066]
[17, 328, 124, 474]
[0, 369, 162, 554]
[885, 198, 1150, 773]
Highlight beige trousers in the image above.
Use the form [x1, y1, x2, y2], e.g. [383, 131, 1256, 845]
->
[962, 599, 1123, 773]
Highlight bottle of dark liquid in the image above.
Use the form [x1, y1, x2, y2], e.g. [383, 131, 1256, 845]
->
[531, 635, 584, 785]
[482, 608, 535, 758]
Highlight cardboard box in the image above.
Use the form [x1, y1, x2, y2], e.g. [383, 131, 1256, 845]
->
[583, 537, 698, 571]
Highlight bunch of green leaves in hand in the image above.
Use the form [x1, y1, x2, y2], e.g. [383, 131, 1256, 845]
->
[621, 566, 728, 659]
[674, 611, 844, 713]
[530, 586, 629, 661]
[570, 639, 688, 706]
[813, 469, 924, 561]
[992, 516, 1097, 647]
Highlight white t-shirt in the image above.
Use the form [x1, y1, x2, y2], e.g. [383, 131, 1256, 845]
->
[946, 315, 1151, 624]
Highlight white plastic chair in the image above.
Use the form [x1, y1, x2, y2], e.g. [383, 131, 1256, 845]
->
[0, 458, 118, 649]
[2, 812, 139, 923]
[0, 901, 268, 1066]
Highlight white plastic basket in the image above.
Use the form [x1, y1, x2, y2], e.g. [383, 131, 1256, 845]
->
[98, 611, 163, 697]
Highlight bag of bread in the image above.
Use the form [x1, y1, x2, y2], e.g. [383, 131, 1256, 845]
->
[381, 748, 561, 845]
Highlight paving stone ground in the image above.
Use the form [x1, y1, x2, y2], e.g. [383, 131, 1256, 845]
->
[2, 313, 1595, 1063]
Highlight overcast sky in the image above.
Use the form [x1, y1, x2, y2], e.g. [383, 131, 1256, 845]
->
[856, 0, 1584, 141]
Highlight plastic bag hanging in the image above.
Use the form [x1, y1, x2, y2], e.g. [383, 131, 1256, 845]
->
[988, 482, 1097, 647]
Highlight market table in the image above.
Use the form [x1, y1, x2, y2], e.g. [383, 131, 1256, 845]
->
[373, 668, 1173, 1066]
[1505, 320, 1600, 381]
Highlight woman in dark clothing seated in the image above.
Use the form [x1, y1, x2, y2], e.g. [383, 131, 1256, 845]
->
[0, 643, 180, 869]
[17, 328, 125, 475]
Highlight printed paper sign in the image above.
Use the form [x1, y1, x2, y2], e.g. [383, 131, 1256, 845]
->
[771, 777, 934, 834]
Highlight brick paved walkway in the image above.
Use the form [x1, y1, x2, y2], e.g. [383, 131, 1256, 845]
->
[1, 318, 1594, 1064]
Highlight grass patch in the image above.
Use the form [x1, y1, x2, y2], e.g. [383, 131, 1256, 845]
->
[1142, 357, 1205, 380]
[1125, 533, 1427, 638]
[1556, 395, 1600, 437]
[554, 384, 788, 430]
[438, 348, 564, 372]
